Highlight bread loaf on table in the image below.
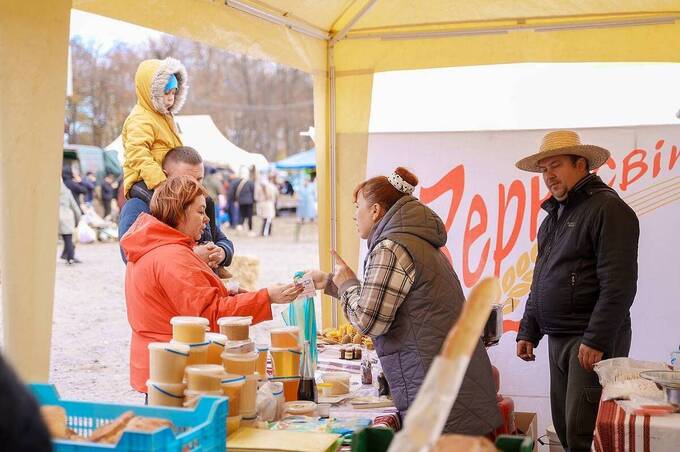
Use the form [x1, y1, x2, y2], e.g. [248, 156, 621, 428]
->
[41, 404, 176, 446]
[125, 416, 173, 433]
[89, 411, 135, 444]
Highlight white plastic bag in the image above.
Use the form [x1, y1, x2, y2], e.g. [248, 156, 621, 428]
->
[76, 220, 96, 244]
[256, 383, 279, 422]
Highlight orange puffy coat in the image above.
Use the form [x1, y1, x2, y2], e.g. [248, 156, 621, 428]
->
[121, 213, 272, 392]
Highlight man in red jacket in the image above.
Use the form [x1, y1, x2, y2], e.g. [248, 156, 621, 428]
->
[121, 175, 302, 393]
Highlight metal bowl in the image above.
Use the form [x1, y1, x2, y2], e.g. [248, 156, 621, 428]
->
[640, 370, 680, 388]
[640, 370, 680, 406]
[664, 387, 680, 406]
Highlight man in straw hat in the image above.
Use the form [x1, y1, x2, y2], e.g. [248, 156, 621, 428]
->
[515, 130, 639, 451]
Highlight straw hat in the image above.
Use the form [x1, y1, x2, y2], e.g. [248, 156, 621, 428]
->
[516, 130, 610, 173]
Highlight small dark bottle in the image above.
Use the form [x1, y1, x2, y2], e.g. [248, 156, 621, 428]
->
[378, 371, 390, 397]
[297, 341, 318, 403]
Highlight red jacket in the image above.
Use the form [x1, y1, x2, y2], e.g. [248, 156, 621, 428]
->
[120, 213, 272, 392]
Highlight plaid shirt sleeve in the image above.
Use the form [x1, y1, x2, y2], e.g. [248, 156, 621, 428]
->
[339, 240, 415, 338]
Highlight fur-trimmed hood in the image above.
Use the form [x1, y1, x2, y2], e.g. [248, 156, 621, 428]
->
[134, 57, 188, 115]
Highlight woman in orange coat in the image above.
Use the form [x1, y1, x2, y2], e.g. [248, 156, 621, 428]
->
[121, 175, 302, 393]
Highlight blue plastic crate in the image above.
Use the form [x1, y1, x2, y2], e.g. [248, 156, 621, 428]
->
[30, 384, 227, 451]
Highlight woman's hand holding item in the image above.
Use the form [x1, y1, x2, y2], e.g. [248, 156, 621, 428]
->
[331, 250, 357, 288]
[267, 282, 304, 304]
[304, 269, 330, 290]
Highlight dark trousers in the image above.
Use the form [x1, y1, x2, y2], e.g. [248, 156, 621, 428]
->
[61, 234, 75, 260]
[548, 329, 631, 452]
[261, 217, 273, 236]
[239, 204, 254, 231]
[228, 202, 240, 228]
[103, 198, 112, 218]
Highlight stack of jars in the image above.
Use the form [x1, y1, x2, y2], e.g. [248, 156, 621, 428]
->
[146, 316, 211, 408]
[183, 363, 245, 436]
[269, 326, 302, 402]
[145, 316, 251, 436]
[146, 341, 190, 407]
[218, 316, 259, 431]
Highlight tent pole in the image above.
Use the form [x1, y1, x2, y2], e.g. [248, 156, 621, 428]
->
[346, 14, 679, 40]
[330, 0, 380, 45]
[329, 42, 338, 328]
[223, 0, 329, 40]
[326, 0, 379, 328]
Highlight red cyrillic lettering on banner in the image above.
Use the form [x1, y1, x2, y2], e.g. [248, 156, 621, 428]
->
[653, 140, 664, 178]
[620, 149, 648, 192]
[419, 165, 465, 231]
[420, 165, 465, 266]
[670, 145, 680, 171]
[494, 180, 526, 276]
[463, 194, 490, 287]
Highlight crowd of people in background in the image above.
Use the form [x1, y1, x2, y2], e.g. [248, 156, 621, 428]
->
[61, 165, 121, 219]
[59, 157, 318, 266]
[59, 164, 122, 264]
[218, 165, 317, 238]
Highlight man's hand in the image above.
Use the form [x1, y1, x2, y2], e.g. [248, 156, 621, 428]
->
[578, 343, 604, 372]
[517, 340, 536, 361]
[331, 250, 357, 288]
[267, 283, 304, 304]
[304, 269, 330, 290]
[194, 242, 222, 268]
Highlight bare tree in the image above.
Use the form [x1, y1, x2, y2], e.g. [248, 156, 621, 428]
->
[67, 34, 314, 161]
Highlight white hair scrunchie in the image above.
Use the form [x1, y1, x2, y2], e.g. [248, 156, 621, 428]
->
[388, 172, 415, 195]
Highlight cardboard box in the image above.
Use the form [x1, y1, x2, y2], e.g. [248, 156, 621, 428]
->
[514, 412, 538, 451]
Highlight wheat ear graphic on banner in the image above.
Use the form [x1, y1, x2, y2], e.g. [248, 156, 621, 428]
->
[500, 242, 538, 333]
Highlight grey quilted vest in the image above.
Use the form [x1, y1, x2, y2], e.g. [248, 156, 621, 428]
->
[368, 196, 502, 435]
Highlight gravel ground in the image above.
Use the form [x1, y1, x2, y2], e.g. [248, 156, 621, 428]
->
[0, 215, 319, 404]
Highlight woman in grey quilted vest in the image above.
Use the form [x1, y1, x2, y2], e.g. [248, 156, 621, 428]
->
[309, 167, 501, 435]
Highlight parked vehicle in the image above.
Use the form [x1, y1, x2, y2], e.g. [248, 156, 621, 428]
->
[63, 144, 122, 183]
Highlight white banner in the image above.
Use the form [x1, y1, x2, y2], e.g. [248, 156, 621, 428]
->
[365, 125, 680, 430]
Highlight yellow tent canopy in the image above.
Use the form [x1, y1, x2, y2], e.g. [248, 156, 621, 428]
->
[3, 0, 680, 379]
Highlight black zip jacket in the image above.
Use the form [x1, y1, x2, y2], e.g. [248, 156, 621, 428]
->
[517, 174, 639, 354]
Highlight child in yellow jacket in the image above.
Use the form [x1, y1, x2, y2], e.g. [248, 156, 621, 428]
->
[122, 57, 188, 201]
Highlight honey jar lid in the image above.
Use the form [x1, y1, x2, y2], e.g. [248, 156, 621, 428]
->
[148, 342, 190, 355]
[170, 316, 209, 326]
[205, 332, 228, 346]
[171, 339, 210, 347]
[221, 374, 246, 384]
[217, 316, 253, 326]
[284, 400, 317, 415]
[185, 364, 227, 376]
[270, 326, 300, 334]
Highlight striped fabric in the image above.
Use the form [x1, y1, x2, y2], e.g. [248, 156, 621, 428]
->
[340, 240, 415, 338]
[593, 400, 680, 452]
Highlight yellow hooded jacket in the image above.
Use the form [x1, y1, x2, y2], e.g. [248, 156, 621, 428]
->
[122, 58, 189, 196]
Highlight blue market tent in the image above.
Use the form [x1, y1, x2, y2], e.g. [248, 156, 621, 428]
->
[275, 148, 316, 170]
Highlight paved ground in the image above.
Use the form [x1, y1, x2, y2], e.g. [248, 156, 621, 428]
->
[0, 215, 319, 403]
